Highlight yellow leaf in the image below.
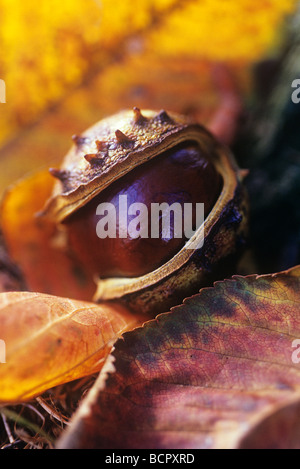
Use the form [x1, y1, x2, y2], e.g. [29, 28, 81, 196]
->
[0, 291, 142, 402]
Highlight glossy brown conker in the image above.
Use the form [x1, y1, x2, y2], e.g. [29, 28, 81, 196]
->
[64, 141, 222, 278]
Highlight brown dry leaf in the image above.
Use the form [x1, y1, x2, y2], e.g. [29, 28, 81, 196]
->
[58, 266, 300, 449]
[1, 169, 96, 301]
[0, 291, 142, 403]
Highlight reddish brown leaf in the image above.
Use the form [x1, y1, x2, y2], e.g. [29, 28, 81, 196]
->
[239, 397, 300, 449]
[58, 266, 300, 449]
[0, 291, 142, 402]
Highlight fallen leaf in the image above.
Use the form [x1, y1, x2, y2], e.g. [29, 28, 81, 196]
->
[0, 170, 96, 301]
[0, 291, 142, 402]
[239, 397, 300, 449]
[58, 266, 300, 449]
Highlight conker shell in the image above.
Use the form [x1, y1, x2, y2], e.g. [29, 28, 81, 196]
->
[43, 108, 248, 315]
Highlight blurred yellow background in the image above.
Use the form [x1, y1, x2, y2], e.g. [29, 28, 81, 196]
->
[0, 0, 297, 189]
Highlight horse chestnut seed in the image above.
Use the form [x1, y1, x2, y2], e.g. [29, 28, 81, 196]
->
[64, 142, 222, 278]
